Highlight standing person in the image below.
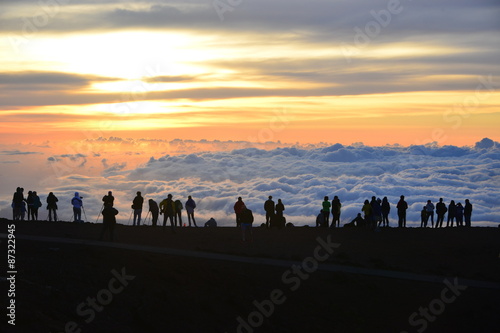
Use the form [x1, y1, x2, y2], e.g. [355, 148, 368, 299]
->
[31, 191, 42, 221]
[464, 199, 473, 227]
[148, 199, 159, 227]
[420, 206, 428, 228]
[185, 195, 197, 227]
[174, 199, 183, 227]
[362, 200, 372, 228]
[396, 195, 408, 228]
[99, 204, 118, 241]
[240, 206, 254, 242]
[160, 194, 176, 232]
[456, 202, 464, 227]
[446, 200, 456, 227]
[425, 200, 435, 228]
[132, 191, 144, 226]
[234, 197, 245, 228]
[331, 196, 342, 228]
[71, 192, 83, 223]
[435, 198, 447, 228]
[47, 192, 58, 222]
[26, 191, 34, 221]
[275, 199, 285, 218]
[12, 187, 25, 220]
[102, 191, 114, 207]
[321, 196, 331, 228]
[264, 196, 275, 228]
[370, 196, 382, 228]
[381, 197, 391, 227]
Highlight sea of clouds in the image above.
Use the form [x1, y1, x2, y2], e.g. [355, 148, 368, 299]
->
[1, 138, 499, 227]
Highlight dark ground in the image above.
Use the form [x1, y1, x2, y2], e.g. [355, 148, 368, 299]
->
[1, 220, 500, 333]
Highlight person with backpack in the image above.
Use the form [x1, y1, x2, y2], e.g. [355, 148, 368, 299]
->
[396, 195, 408, 228]
[47, 192, 58, 222]
[148, 199, 159, 227]
[381, 197, 391, 227]
[435, 198, 447, 228]
[185, 196, 197, 227]
[464, 199, 473, 227]
[12, 187, 25, 220]
[160, 194, 176, 232]
[26, 191, 34, 221]
[371, 196, 382, 228]
[71, 192, 83, 223]
[264, 196, 275, 228]
[174, 199, 183, 227]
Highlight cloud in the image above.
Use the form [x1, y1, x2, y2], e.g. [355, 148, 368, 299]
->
[0, 150, 42, 155]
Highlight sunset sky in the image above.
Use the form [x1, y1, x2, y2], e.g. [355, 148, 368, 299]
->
[1, 0, 499, 147]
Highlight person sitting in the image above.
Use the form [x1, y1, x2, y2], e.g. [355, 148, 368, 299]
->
[204, 218, 217, 227]
[345, 213, 365, 228]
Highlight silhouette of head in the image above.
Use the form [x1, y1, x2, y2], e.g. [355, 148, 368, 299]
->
[400, 195, 405, 199]
[269, 196, 272, 199]
[324, 196, 329, 200]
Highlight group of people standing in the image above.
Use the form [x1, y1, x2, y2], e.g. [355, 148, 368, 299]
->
[317, 195, 342, 228]
[344, 195, 473, 228]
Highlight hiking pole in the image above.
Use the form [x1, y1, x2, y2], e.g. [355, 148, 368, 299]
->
[95, 205, 104, 223]
[82, 206, 88, 222]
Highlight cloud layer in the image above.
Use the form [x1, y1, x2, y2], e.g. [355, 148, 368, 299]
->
[2, 138, 498, 227]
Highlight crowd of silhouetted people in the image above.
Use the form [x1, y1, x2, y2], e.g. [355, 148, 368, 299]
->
[10, 187, 476, 241]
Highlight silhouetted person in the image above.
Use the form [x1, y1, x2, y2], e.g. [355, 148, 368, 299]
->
[185, 196, 197, 227]
[240, 206, 254, 242]
[420, 206, 427, 228]
[31, 191, 41, 221]
[71, 192, 83, 223]
[331, 196, 342, 228]
[345, 213, 365, 228]
[47, 192, 58, 222]
[371, 196, 382, 228]
[362, 200, 372, 228]
[19, 201, 27, 220]
[205, 217, 217, 227]
[99, 205, 118, 241]
[464, 199, 473, 227]
[446, 200, 456, 227]
[12, 187, 25, 220]
[275, 199, 285, 218]
[456, 202, 464, 227]
[316, 209, 324, 227]
[234, 197, 245, 228]
[425, 200, 435, 227]
[148, 199, 159, 226]
[132, 191, 144, 226]
[26, 191, 34, 221]
[321, 196, 331, 228]
[264, 196, 275, 228]
[160, 194, 176, 232]
[174, 199, 183, 227]
[435, 198, 447, 228]
[397, 195, 408, 228]
[102, 191, 114, 207]
[381, 197, 390, 227]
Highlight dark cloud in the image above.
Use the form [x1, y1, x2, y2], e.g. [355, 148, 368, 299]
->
[0, 150, 42, 155]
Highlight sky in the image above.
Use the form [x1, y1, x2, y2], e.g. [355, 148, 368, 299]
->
[0, 0, 499, 225]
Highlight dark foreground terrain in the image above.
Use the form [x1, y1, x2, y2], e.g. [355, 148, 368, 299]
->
[1, 220, 500, 333]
